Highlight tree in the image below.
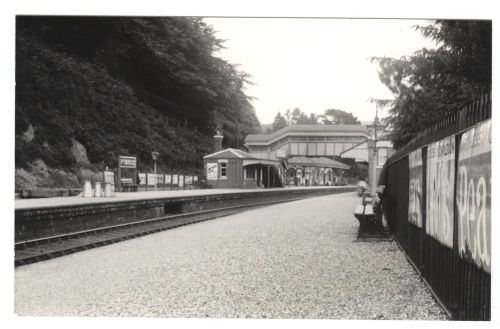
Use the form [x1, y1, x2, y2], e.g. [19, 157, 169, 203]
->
[371, 20, 491, 149]
[321, 109, 361, 125]
[272, 112, 288, 132]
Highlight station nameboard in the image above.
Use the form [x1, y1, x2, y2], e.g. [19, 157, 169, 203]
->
[119, 156, 137, 168]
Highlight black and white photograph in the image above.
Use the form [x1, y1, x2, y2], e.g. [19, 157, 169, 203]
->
[2, 0, 497, 327]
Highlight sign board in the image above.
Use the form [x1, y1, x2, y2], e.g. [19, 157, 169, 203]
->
[207, 162, 218, 180]
[172, 174, 178, 185]
[457, 119, 491, 272]
[408, 149, 423, 228]
[178, 175, 184, 187]
[156, 174, 164, 184]
[119, 156, 137, 168]
[276, 149, 287, 159]
[121, 178, 133, 184]
[165, 174, 172, 185]
[138, 173, 147, 185]
[426, 136, 455, 248]
[185, 176, 193, 185]
[147, 173, 156, 186]
[193, 176, 198, 182]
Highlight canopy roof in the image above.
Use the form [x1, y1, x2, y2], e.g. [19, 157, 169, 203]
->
[203, 148, 261, 160]
[286, 156, 350, 169]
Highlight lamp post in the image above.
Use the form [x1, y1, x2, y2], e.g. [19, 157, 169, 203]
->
[151, 151, 160, 191]
[371, 107, 379, 206]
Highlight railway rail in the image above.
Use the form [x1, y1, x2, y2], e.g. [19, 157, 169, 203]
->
[15, 197, 301, 267]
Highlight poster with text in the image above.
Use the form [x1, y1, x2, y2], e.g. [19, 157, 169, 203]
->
[165, 174, 172, 185]
[185, 176, 193, 185]
[426, 136, 455, 248]
[457, 119, 491, 273]
[146, 173, 155, 186]
[138, 173, 146, 185]
[408, 149, 423, 228]
[156, 174, 164, 185]
[207, 163, 218, 180]
[178, 175, 184, 187]
[172, 174, 178, 185]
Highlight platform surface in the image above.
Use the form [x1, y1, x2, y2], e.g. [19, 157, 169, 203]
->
[15, 186, 353, 210]
[15, 193, 447, 319]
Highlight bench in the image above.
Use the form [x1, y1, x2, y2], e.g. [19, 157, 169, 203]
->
[353, 202, 386, 240]
[121, 184, 138, 192]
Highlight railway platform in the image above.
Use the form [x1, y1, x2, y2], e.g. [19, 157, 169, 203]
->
[15, 192, 447, 319]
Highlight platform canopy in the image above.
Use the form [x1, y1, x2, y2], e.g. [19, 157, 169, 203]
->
[286, 156, 350, 170]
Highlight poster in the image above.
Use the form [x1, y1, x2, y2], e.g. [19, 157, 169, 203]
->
[172, 174, 178, 185]
[408, 149, 423, 227]
[426, 136, 455, 248]
[165, 174, 172, 184]
[146, 173, 155, 186]
[138, 173, 146, 185]
[207, 162, 218, 180]
[193, 176, 198, 182]
[456, 119, 491, 272]
[156, 174, 164, 184]
[185, 176, 193, 185]
[104, 170, 115, 184]
[178, 175, 184, 187]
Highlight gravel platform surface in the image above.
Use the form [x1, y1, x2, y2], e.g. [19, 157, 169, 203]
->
[15, 192, 448, 320]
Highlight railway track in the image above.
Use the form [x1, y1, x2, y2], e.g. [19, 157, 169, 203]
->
[15, 198, 300, 267]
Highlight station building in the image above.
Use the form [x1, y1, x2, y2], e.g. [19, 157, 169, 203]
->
[203, 131, 284, 189]
[244, 124, 371, 186]
[203, 123, 394, 189]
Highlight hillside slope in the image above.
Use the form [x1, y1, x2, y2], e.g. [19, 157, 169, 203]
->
[15, 17, 261, 189]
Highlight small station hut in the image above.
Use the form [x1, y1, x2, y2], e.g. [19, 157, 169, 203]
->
[203, 131, 284, 189]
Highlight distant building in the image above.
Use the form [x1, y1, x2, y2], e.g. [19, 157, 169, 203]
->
[245, 124, 372, 160]
[245, 123, 394, 187]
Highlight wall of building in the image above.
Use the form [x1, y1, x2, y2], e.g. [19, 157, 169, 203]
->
[205, 158, 244, 189]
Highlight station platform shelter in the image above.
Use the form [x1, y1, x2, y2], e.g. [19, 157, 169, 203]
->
[203, 148, 285, 189]
[284, 156, 350, 186]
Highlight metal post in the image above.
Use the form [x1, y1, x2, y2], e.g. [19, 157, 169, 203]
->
[372, 107, 379, 206]
[154, 160, 157, 191]
[151, 151, 160, 192]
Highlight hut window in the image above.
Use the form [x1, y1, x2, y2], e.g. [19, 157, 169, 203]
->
[220, 163, 227, 178]
[245, 167, 256, 180]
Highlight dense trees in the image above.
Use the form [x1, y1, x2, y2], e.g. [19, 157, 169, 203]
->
[269, 108, 360, 133]
[371, 20, 491, 149]
[16, 17, 261, 173]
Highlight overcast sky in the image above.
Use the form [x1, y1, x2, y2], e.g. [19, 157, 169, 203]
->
[204, 18, 437, 125]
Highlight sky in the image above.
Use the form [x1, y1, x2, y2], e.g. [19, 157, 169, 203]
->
[204, 18, 437, 125]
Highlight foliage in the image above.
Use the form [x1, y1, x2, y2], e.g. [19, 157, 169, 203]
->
[16, 17, 261, 177]
[321, 109, 360, 125]
[371, 20, 491, 149]
[269, 108, 359, 133]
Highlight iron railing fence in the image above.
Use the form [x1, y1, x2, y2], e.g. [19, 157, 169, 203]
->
[383, 94, 491, 320]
